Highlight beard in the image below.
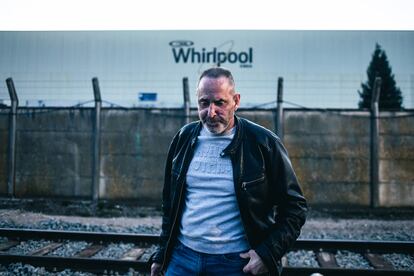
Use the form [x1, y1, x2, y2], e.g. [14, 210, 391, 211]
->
[202, 117, 230, 134]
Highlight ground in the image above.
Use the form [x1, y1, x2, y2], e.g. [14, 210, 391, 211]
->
[0, 198, 413, 241]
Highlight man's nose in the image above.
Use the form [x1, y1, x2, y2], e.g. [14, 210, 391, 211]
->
[207, 104, 216, 117]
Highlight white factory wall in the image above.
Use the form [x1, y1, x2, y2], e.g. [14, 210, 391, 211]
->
[0, 30, 413, 108]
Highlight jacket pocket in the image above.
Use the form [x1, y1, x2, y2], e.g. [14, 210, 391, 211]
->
[241, 175, 265, 190]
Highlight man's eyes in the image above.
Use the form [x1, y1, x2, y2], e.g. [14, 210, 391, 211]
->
[199, 100, 209, 107]
[198, 100, 226, 107]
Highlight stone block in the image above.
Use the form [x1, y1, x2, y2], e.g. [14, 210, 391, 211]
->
[0, 173, 8, 195]
[380, 115, 414, 135]
[98, 176, 163, 203]
[0, 112, 8, 131]
[100, 154, 165, 180]
[292, 157, 369, 183]
[285, 134, 369, 158]
[238, 111, 275, 132]
[302, 181, 369, 205]
[379, 181, 414, 207]
[17, 131, 92, 155]
[101, 109, 184, 135]
[380, 135, 414, 159]
[284, 111, 370, 135]
[0, 153, 5, 175]
[16, 152, 91, 178]
[380, 160, 414, 182]
[0, 130, 7, 153]
[15, 174, 92, 197]
[101, 131, 172, 156]
[16, 109, 93, 131]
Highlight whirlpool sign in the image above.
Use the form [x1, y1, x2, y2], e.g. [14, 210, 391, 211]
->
[169, 40, 253, 68]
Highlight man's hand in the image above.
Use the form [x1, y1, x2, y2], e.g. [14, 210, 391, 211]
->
[151, 262, 163, 276]
[240, 249, 269, 275]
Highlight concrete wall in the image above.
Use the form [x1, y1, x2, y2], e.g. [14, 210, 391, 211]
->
[99, 109, 185, 203]
[283, 111, 371, 205]
[379, 113, 414, 206]
[12, 109, 93, 198]
[0, 111, 8, 194]
[0, 107, 413, 207]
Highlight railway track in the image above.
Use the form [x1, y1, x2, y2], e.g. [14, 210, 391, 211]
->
[0, 227, 413, 275]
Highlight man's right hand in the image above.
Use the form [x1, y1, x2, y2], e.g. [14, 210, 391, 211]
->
[151, 262, 163, 276]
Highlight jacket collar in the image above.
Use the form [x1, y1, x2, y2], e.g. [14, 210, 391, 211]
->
[223, 115, 243, 155]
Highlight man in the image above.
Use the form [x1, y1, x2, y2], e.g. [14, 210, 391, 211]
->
[151, 67, 307, 275]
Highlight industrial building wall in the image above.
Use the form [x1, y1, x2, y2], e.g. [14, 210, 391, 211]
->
[0, 108, 413, 207]
[1, 31, 413, 109]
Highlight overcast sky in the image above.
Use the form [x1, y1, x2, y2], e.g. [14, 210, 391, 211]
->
[2, 0, 414, 30]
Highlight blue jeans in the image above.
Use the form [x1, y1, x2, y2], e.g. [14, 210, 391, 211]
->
[166, 241, 250, 276]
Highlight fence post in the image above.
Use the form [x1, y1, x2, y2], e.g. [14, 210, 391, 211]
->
[92, 77, 102, 201]
[6, 78, 18, 197]
[276, 77, 284, 140]
[370, 77, 381, 208]
[183, 77, 190, 125]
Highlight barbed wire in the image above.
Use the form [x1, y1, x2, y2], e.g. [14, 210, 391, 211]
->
[1, 99, 413, 119]
[249, 100, 414, 119]
[101, 100, 129, 110]
[1, 75, 412, 112]
[284, 100, 414, 119]
[0, 100, 95, 116]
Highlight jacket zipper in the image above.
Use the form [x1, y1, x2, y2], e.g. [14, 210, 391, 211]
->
[241, 175, 265, 190]
[229, 148, 253, 248]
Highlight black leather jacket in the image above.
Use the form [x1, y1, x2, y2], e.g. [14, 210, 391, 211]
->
[152, 116, 307, 275]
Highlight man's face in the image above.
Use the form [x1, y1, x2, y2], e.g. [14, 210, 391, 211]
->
[197, 76, 240, 134]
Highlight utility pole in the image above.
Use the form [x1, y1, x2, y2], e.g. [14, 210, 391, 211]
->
[6, 78, 18, 197]
[370, 77, 381, 208]
[92, 77, 102, 201]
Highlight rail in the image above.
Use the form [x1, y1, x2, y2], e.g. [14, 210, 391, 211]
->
[0, 228, 413, 275]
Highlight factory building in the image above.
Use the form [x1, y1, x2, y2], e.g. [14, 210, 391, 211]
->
[0, 30, 413, 108]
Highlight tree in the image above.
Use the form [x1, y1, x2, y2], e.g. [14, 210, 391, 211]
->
[358, 43, 403, 109]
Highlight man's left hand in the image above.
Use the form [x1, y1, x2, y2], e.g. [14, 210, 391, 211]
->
[240, 249, 269, 275]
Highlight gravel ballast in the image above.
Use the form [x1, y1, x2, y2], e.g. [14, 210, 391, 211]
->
[47, 241, 90, 257]
[0, 206, 413, 275]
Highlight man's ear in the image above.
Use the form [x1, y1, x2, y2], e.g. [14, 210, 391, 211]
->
[234, 93, 241, 110]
